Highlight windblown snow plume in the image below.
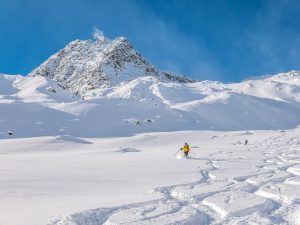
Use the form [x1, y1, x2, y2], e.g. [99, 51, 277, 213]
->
[92, 27, 105, 42]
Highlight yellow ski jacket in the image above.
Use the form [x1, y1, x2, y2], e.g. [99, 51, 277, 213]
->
[182, 145, 190, 153]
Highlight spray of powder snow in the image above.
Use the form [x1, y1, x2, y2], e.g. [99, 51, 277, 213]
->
[175, 151, 185, 159]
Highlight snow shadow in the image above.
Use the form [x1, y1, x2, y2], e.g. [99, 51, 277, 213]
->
[54, 135, 93, 144]
[117, 147, 141, 153]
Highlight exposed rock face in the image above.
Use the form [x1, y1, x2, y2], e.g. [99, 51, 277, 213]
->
[29, 37, 194, 97]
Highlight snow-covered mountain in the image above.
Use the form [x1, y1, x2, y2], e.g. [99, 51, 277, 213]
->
[2, 37, 300, 225]
[28, 37, 194, 97]
[1, 35, 300, 138]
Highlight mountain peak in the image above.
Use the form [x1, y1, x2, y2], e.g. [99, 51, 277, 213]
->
[29, 36, 194, 97]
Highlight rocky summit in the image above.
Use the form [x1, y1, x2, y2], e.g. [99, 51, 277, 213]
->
[29, 36, 194, 97]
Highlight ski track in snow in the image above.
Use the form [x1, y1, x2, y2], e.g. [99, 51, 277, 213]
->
[48, 130, 300, 225]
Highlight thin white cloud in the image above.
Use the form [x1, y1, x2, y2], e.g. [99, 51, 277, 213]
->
[120, 4, 224, 80]
[238, 1, 300, 74]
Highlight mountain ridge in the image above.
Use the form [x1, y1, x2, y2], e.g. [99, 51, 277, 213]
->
[1, 69, 300, 139]
[28, 36, 195, 97]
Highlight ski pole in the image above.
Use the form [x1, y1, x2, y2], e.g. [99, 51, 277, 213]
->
[174, 149, 182, 156]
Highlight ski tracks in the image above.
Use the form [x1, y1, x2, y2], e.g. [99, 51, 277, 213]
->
[48, 131, 300, 225]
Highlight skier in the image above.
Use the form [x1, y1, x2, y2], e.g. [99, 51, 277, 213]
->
[244, 139, 248, 145]
[181, 142, 190, 158]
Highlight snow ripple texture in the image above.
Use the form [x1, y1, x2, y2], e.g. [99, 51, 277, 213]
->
[48, 130, 300, 225]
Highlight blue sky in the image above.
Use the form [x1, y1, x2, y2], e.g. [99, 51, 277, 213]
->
[0, 0, 299, 82]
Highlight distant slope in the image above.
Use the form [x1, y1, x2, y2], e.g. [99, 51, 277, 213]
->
[1, 71, 300, 138]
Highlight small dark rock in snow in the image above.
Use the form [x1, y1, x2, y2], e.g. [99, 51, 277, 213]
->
[47, 87, 56, 94]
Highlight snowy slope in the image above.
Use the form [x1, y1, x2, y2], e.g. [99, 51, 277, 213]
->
[1, 71, 300, 139]
[1, 129, 300, 225]
[231, 70, 300, 103]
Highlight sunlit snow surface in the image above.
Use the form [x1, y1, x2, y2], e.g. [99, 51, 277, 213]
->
[1, 130, 300, 225]
[1, 72, 300, 225]
[1, 71, 300, 139]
